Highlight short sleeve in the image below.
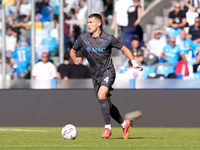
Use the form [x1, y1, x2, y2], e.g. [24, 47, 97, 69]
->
[72, 35, 83, 51]
[32, 64, 38, 76]
[168, 11, 173, 19]
[163, 45, 166, 53]
[110, 35, 123, 50]
[51, 64, 57, 78]
[182, 11, 186, 18]
[138, 48, 144, 56]
[179, 47, 184, 55]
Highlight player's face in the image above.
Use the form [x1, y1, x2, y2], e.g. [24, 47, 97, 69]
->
[87, 17, 101, 34]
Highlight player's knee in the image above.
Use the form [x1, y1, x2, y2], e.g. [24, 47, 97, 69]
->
[97, 93, 106, 100]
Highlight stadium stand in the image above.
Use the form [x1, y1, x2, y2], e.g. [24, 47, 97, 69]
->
[156, 65, 175, 77]
[0, 0, 200, 84]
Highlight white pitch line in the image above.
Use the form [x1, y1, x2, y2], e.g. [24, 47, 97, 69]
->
[0, 129, 49, 132]
[2, 145, 200, 148]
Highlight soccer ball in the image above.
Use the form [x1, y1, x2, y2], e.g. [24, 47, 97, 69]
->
[61, 124, 78, 140]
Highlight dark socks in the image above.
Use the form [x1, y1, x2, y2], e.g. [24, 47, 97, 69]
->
[99, 99, 110, 125]
[110, 104, 124, 124]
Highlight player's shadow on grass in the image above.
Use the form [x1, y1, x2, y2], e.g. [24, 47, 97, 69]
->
[111, 137, 145, 140]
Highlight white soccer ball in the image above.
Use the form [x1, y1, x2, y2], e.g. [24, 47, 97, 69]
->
[61, 124, 78, 140]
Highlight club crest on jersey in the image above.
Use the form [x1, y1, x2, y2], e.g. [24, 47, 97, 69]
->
[103, 77, 109, 84]
[101, 41, 106, 46]
[86, 47, 91, 52]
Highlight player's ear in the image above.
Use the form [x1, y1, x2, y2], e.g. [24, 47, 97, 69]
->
[97, 20, 101, 27]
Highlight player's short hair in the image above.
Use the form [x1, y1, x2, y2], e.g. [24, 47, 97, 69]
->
[88, 13, 103, 30]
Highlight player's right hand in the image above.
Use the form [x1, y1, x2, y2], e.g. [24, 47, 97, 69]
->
[75, 57, 82, 65]
[135, 65, 143, 71]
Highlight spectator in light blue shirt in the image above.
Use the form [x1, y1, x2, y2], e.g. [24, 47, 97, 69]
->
[176, 29, 197, 56]
[162, 37, 187, 67]
[154, 37, 187, 71]
[11, 38, 31, 79]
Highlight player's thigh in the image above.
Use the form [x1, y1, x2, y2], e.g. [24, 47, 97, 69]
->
[100, 69, 115, 89]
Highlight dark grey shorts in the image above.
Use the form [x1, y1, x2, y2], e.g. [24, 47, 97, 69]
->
[93, 69, 115, 98]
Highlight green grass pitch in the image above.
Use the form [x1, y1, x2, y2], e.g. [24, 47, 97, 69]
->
[0, 127, 200, 150]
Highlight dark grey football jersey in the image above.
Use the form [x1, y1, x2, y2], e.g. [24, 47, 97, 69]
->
[72, 31, 123, 81]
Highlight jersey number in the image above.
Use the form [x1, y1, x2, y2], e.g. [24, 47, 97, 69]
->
[17, 50, 26, 62]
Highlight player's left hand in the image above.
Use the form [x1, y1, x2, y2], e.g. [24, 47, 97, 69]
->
[134, 65, 143, 71]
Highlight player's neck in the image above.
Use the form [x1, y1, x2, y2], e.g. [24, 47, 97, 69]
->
[91, 29, 102, 37]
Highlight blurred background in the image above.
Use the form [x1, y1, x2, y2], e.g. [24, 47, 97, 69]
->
[0, 0, 200, 89]
[0, 0, 200, 127]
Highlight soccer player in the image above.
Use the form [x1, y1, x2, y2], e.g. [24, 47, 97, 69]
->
[70, 13, 143, 139]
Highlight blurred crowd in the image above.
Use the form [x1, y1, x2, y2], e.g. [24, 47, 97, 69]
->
[117, 0, 200, 80]
[0, 0, 200, 81]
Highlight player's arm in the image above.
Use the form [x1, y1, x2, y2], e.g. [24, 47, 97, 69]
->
[69, 48, 82, 65]
[120, 45, 143, 71]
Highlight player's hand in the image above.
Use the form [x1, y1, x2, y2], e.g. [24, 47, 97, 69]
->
[75, 57, 82, 65]
[134, 65, 143, 71]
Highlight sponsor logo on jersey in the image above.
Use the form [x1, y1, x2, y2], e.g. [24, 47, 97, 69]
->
[92, 47, 106, 53]
[86, 47, 91, 52]
[86, 47, 106, 53]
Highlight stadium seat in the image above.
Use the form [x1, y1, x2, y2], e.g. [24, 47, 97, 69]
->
[156, 65, 174, 77]
[189, 73, 200, 79]
[35, 29, 50, 45]
[36, 45, 49, 59]
[142, 65, 155, 79]
[43, 21, 54, 31]
[50, 28, 59, 41]
[41, 37, 57, 52]
[119, 65, 129, 73]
